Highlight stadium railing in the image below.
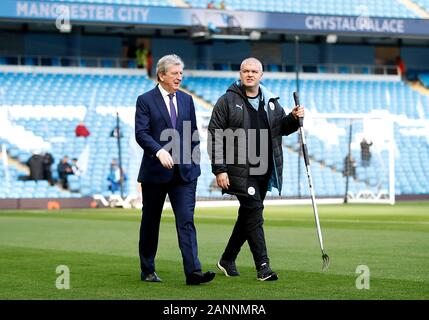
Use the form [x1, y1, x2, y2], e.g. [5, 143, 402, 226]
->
[0, 55, 138, 69]
[185, 61, 399, 75]
[0, 54, 399, 75]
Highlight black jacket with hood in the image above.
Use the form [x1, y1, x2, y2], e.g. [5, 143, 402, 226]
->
[208, 81, 300, 197]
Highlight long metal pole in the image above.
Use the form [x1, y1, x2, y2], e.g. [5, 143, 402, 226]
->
[293, 92, 329, 270]
[295, 35, 302, 198]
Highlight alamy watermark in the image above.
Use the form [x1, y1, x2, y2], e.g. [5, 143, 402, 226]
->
[157, 121, 270, 175]
[56, 265, 70, 290]
[55, 5, 72, 33]
[355, 265, 370, 290]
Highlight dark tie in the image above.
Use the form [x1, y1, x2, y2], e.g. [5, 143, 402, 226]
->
[168, 93, 177, 128]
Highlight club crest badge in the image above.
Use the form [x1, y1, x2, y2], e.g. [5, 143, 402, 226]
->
[248, 187, 256, 196]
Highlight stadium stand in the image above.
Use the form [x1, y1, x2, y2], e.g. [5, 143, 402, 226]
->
[0, 71, 152, 198]
[0, 70, 212, 199]
[186, 0, 419, 18]
[1, 0, 429, 202]
[2, 69, 428, 199]
[184, 76, 428, 119]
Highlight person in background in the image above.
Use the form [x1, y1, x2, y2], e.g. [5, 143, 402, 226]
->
[107, 160, 121, 193]
[360, 138, 373, 168]
[136, 44, 148, 69]
[395, 56, 407, 81]
[27, 150, 44, 181]
[146, 50, 153, 78]
[343, 154, 357, 179]
[42, 151, 55, 185]
[57, 155, 73, 189]
[75, 121, 90, 138]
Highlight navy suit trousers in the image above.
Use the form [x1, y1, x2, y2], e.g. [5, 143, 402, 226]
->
[139, 167, 201, 276]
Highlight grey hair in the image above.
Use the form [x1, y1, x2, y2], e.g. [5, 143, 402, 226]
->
[240, 57, 263, 73]
[156, 54, 184, 81]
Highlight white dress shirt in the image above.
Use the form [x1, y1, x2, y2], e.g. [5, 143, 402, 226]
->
[156, 84, 178, 158]
[158, 84, 178, 117]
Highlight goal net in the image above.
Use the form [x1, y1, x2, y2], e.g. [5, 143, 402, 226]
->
[290, 112, 395, 204]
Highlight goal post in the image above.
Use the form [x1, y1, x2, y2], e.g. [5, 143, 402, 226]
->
[300, 112, 395, 205]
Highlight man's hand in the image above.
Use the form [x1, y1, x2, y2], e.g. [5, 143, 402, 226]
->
[216, 172, 230, 190]
[157, 149, 174, 169]
[292, 105, 305, 120]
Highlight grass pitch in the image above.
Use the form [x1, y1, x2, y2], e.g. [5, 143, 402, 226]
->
[0, 202, 428, 300]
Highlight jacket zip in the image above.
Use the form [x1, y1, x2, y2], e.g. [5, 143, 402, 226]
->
[266, 98, 281, 195]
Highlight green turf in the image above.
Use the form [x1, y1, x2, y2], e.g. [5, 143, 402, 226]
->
[0, 202, 428, 299]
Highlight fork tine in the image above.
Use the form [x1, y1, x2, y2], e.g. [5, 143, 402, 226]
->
[322, 254, 330, 271]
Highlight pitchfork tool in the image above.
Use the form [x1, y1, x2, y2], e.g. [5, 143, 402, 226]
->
[293, 91, 330, 271]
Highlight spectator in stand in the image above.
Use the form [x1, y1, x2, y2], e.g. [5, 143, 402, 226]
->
[42, 151, 55, 185]
[219, 0, 226, 9]
[207, 1, 215, 9]
[75, 121, 90, 138]
[360, 138, 373, 168]
[57, 155, 73, 189]
[107, 159, 126, 193]
[136, 44, 148, 69]
[343, 154, 357, 180]
[146, 50, 153, 78]
[27, 150, 44, 181]
[395, 56, 406, 81]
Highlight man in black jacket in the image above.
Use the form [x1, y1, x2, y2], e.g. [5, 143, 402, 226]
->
[208, 57, 304, 281]
[27, 151, 44, 181]
[43, 152, 55, 185]
[57, 155, 73, 189]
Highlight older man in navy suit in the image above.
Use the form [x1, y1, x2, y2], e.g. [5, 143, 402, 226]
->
[135, 54, 215, 285]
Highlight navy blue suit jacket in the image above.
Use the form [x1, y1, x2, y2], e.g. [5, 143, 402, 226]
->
[135, 85, 201, 184]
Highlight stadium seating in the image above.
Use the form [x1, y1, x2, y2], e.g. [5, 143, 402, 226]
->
[184, 77, 428, 119]
[0, 72, 153, 199]
[0, 70, 212, 199]
[187, 0, 419, 18]
[1, 70, 429, 199]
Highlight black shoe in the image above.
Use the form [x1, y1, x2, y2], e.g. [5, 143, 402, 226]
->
[217, 260, 240, 277]
[186, 271, 216, 285]
[141, 272, 162, 282]
[257, 263, 278, 281]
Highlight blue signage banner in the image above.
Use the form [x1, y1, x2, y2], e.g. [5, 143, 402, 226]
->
[1, 0, 429, 37]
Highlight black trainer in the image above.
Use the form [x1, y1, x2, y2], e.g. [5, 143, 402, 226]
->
[217, 260, 240, 277]
[257, 263, 278, 281]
